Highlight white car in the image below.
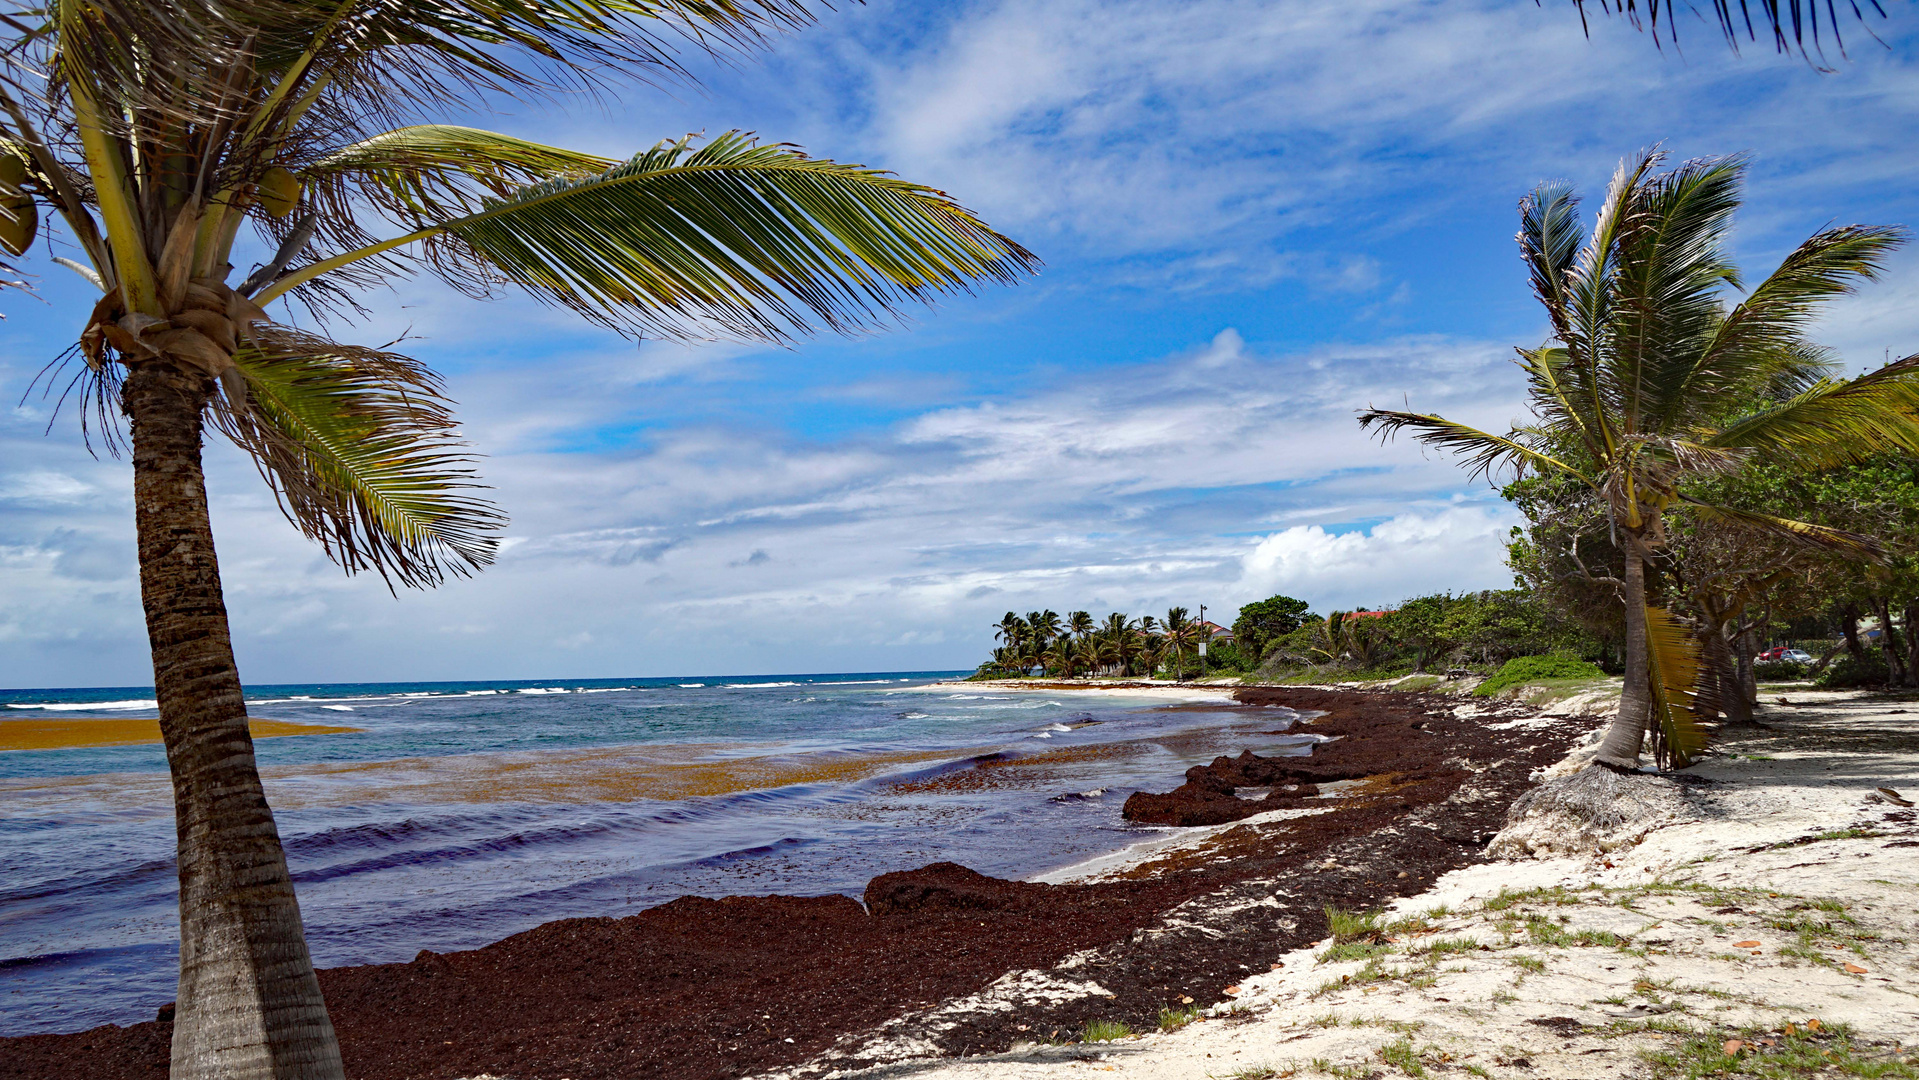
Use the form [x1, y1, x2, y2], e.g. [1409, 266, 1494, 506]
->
[1780, 649, 1814, 664]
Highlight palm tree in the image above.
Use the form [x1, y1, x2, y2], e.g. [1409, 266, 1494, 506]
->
[1362, 150, 1919, 770]
[1042, 636, 1076, 678]
[995, 612, 1027, 651]
[1162, 606, 1197, 681]
[2, 4, 1034, 1077]
[1034, 608, 1064, 648]
[1100, 612, 1133, 676]
[1067, 609, 1094, 644]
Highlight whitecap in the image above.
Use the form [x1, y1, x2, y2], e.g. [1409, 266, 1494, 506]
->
[516, 687, 567, 694]
[1042, 723, 1073, 732]
[678, 683, 705, 688]
[724, 682, 798, 688]
[320, 705, 355, 712]
[900, 711, 930, 719]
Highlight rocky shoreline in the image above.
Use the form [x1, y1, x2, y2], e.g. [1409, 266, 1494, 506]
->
[0, 687, 1594, 1080]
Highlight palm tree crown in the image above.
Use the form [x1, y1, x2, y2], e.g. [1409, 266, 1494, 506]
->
[1362, 149, 1919, 768]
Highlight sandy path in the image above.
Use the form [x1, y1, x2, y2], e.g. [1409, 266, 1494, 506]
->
[787, 691, 1919, 1079]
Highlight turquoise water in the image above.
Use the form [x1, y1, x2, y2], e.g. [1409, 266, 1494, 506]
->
[0, 673, 1308, 1035]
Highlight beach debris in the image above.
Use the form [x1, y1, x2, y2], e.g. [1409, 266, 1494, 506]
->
[1877, 787, 1913, 807]
[1732, 940, 1761, 948]
[1222, 985, 1242, 996]
[1845, 963, 1870, 974]
[1724, 1040, 1745, 1055]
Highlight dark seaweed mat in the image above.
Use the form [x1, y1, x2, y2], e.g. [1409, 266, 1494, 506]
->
[0, 688, 1589, 1080]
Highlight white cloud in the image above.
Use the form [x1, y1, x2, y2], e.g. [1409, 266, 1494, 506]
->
[1237, 502, 1523, 614]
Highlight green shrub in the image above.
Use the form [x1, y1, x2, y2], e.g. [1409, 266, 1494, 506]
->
[1752, 659, 1809, 682]
[1814, 651, 1890, 688]
[1081, 1019, 1132, 1042]
[1474, 654, 1605, 696]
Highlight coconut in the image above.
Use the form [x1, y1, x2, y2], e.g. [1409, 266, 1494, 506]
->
[257, 166, 301, 218]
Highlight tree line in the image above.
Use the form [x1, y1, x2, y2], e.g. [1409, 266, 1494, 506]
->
[978, 607, 1221, 679]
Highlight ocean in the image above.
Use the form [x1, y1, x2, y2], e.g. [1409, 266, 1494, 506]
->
[0, 674, 1312, 1036]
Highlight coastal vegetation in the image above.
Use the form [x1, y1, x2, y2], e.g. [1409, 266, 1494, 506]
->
[2, 2, 1032, 1076]
[1362, 151, 1919, 769]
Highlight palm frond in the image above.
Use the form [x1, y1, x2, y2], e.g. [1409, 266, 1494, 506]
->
[210, 325, 505, 589]
[1519, 180, 1584, 345]
[1567, 0, 1890, 65]
[1681, 224, 1906, 410]
[1678, 496, 1886, 561]
[1357, 407, 1592, 485]
[1643, 604, 1710, 770]
[262, 131, 1038, 340]
[307, 125, 616, 219]
[1604, 154, 1745, 432]
[1706, 354, 1919, 467]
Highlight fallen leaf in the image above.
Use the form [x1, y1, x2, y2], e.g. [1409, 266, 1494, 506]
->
[1732, 941, 1762, 948]
[1223, 985, 1242, 995]
[1271, 962, 1285, 970]
[1179, 996, 1194, 1004]
[1845, 963, 1869, 974]
[1723, 1040, 1744, 1055]
[1808, 1019, 1823, 1032]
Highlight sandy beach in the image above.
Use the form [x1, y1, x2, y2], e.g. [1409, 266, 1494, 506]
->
[773, 689, 1919, 1080]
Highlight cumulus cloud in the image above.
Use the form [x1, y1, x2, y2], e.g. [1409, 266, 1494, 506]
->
[1237, 503, 1524, 614]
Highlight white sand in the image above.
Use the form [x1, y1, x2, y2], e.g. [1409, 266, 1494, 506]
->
[766, 690, 1919, 1079]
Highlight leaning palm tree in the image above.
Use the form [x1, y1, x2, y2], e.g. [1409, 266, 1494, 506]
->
[1, 3, 1034, 1077]
[1362, 149, 1919, 770]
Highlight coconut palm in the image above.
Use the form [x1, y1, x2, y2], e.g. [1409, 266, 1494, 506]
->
[1362, 150, 1919, 770]
[1067, 609, 1094, 644]
[1034, 608, 1064, 647]
[1, 3, 1034, 1076]
[995, 612, 1028, 652]
[1162, 607, 1198, 681]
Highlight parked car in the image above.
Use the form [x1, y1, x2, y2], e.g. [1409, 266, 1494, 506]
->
[1759, 646, 1788, 662]
[1780, 649, 1813, 664]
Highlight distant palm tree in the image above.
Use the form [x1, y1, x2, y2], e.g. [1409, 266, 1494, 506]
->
[995, 612, 1027, 651]
[1068, 610, 1095, 644]
[1034, 609, 1064, 648]
[0, 2, 1035, 1074]
[1362, 150, 1917, 770]
[1100, 612, 1133, 676]
[1043, 637, 1076, 678]
[1135, 634, 1165, 678]
[1162, 607, 1198, 681]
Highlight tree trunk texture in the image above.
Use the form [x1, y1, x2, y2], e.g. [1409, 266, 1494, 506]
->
[124, 363, 345, 1080]
[1874, 597, 1906, 686]
[1705, 621, 1751, 725]
[1735, 629, 1758, 711]
[1904, 600, 1919, 688]
[1594, 535, 1651, 769]
[1842, 604, 1865, 659]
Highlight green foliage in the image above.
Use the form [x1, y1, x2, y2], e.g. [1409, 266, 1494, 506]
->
[1081, 1019, 1132, 1043]
[1157, 1004, 1200, 1032]
[1233, 594, 1315, 660]
[1815, 652, 1891, 688]
[1475, 655, 1606, 696]
[1642, 1021, 1917, 1079]
[1753, 660, 1810, 682]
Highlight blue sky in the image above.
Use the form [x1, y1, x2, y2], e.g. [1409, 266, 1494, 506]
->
[5, 0, 1919, 686]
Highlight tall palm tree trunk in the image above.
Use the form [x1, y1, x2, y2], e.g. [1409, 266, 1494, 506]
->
[125, 363, 345, 1080]
[1594, 537, 1653, 769]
